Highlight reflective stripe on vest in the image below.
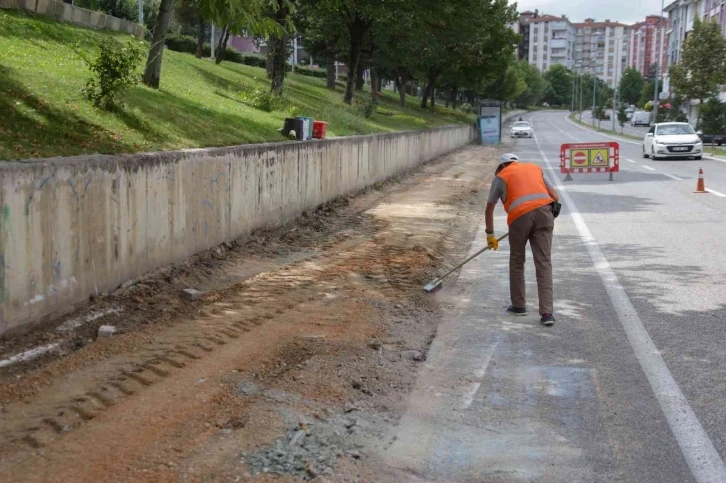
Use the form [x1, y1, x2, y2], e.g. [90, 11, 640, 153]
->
[498, 162, 552, 225]
[508, 192, 552, 212]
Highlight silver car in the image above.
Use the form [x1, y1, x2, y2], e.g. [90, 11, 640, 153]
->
[643, 122, 703, 160]
[510, 121, 533, 138]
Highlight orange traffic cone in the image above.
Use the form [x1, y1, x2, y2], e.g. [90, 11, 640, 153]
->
[694, 168, 708, 193]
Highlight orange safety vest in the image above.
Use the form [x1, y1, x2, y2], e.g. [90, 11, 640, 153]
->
[497, 162, 553, 225]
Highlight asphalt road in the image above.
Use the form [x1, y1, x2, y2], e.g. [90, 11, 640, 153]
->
[386, 112, 726, 482]
[579, 110, 652, 139]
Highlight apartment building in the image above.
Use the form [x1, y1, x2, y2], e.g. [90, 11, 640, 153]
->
[628, 15, 667, 79]
[665, 0, 726, 68]
[573, 19, 629, 88]
[526, 14, 576, 72]
[664, 0, 726, 102]
[513, 10, 540, 61]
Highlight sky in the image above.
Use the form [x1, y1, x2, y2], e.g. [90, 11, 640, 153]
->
[509, 0, 669, 25]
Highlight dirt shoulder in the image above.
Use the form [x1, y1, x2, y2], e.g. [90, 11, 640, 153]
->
[0, 140, 508, 483]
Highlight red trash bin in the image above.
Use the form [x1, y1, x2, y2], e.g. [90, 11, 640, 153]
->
[313, 121, 328, 139]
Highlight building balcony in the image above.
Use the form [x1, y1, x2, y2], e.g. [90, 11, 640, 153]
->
[551, 38, 569, 49]
[550, 21, 570, 31]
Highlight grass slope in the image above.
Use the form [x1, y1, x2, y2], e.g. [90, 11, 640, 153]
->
[0, 10, 474, 161]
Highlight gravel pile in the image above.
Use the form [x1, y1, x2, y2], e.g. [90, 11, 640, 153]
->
[244, 425, 352, 480]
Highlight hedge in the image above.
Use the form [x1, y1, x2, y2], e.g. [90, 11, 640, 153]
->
[164, 35, 328, 78]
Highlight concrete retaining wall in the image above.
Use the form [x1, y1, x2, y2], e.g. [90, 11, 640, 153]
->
[1, 0, 145, 37]
[0, 125, 475, 336]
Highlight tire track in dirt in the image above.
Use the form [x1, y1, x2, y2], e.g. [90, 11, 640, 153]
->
[0, 143, 507, 482]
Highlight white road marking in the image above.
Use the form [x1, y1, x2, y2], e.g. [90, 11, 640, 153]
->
[642, 165, 657, 171]
[625, 158, 637, 164]
[461, 338, 500, 409]
[706, 188, 726, 198]
[0, 343, 60, 368]
[564, 113, 641, 145]
[564, 113, 726, 166]
[461, 383, 481, 409]
[533, 130, 726, 483]
[664, 173, 684, 181]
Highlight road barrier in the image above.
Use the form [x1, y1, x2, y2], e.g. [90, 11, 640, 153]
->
[0, 0, 145, 38]
[560, 142, 620, 181]
[0, 124, 476, 336]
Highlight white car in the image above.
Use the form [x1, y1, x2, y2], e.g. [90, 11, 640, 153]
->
[510, 121, 533, 138]
[643, 122, 703, 160]
[631, 111, 651, 126]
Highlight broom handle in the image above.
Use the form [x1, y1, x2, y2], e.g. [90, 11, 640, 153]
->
[435, 233, 509, 282]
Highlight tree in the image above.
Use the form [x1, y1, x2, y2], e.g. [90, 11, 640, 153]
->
[142, 0, 175, 88]
[665, 94, 689, 122]
[670, 16, 726, 125]
[298, 2, 346, 89]
[698, 97, 726, 133]
[496, 63, 527, 101]
[617, 105, 628, 133]
[593, 103, 605, 127]
[414, 0, 518, 109]
[142, 0, 288, 89]
[514, 59, 546, 107]
[542, 80, 556, 106]
[174, 0, 206, 58]
[619, 67, 644, 106]
[639, 79, 662, 108]
[265, 2, 294, 95]
[542, 64, 572, 106]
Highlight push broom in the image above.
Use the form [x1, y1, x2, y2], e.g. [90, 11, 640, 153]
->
[423, 233, 509, 293]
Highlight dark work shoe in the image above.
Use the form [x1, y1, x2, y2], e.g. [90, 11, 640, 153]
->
[507, 305, 527, 316]
[540, 313, 555, 326]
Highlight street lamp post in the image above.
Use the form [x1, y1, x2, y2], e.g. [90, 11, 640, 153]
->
[579, 69, 585, 121]
[572, 62, 582, 113]
[653, 0, 666, 122]
[593, 75, 597, 126]
[611, 36, 624, 132]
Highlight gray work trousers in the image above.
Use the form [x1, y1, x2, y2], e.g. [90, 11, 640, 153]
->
[509, 205, 554, 314]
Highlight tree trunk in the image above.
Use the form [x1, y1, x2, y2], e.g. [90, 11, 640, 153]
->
[270, 33, 288, 96]
[370, 67, 378, 95]
[377, 75, 383, 93]
[269, 5, 290, 96]
[142, 0, 175, 89]
[266, 54, 274, 79]
[195, 16, 205, 58]
[423, 70, 440, 109]
[344, 15, 367, 104]
[355, 61, 365, 91]
[325, 52, 336, 89]
[394, 75, 406, 107]
[420, 83, 431, 108]
[452, 87, 458, 110]
[215, 25, 229, 65]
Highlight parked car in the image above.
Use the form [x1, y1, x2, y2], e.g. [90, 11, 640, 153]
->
[697, 132, 726, 146]
[631, 111, 651, 127]
[643, 122, 703, 160]
[510, 121, 533, 138]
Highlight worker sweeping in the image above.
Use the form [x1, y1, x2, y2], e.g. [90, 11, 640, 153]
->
[485, 153, 561, 326]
